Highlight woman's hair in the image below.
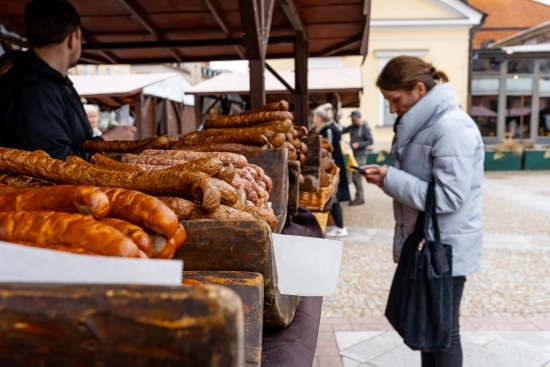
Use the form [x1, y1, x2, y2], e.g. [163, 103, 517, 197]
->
[313, 103, 334, 123]
[376, 56, 449, 92]
[84, 104, 99, 114]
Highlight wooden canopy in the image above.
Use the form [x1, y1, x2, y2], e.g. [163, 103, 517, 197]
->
[0, 0, 370, 64]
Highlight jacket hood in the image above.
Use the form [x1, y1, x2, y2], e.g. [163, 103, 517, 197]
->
[394, 83, 459, 150]
[10, 50, 70, 85]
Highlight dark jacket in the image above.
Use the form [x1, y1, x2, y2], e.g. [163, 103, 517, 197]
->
[319, 122, 351, 203]
[0, 51, 93, 160]
[342, 121, 373, 156]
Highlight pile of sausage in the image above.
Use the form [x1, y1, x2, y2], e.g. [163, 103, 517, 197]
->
[0, 147, 278, 234]
[119, 150, 273, 209]
[0, 183, 185, 259]
[320, 138, 337, 188]
[171, 101, 310, 164]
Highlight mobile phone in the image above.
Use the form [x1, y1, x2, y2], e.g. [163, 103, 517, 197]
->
[350, 165, 367, 174]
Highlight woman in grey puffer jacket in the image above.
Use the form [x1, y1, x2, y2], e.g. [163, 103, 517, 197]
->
[362, 56, 484, 367]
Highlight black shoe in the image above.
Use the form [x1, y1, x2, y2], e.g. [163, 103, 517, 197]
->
[349, 198, 365, 206]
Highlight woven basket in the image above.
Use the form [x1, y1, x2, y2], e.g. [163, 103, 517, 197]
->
[311, 211, 330, 233]
[299, 166, 339, 211]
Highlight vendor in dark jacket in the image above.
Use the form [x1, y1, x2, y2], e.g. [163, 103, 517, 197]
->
[0, 0, 135, 161]
[342, 110, 373, 205]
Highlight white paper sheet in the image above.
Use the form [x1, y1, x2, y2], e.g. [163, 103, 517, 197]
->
[272, 234, 343, 296]
[0, 241, 183, 286]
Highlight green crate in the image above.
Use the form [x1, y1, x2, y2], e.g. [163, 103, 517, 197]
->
[484, 150, 523, 171]
[367, 152, 393, 166]
[523, 149, 550, 170]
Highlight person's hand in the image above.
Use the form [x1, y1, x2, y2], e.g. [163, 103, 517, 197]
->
[351, 142, 359, 150]
[101, 126, 137, 141]
[361, 165, 388, 187]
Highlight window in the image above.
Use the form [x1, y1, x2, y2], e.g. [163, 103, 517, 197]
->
[505, 77, 533, 140]
[471, 78, 499, 137]
[538, 77, 550, 139]
[507, 59, 534, 74]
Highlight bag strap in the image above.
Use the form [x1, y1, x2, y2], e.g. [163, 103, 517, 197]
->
[421, 182, 450, 274]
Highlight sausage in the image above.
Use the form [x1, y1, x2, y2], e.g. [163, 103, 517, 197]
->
[140, 149, 248, 168]
[99, 187, 179, 238]
[90, 153, 144, 172]
[187, 204, 256, 221]
[238, 100, 289, 114]
[100, 217, 153, 258]
[270, 133, 286, 148]
[254, 119, 293, 133]
[122, 155, 225, 176]
[0, 185, 111, 220]
[176, 131, 270, 147]
[172, 143, 269, 153]
[157, 196, 195, 220]
[0, 211, 142, 257]
[0, 148, 221, 210]
[213, 162, 236, 184]
[81, 136, 173, 153]
[242, 206, 278, 231]
[204, 111, 294, 129]
[0, 173, 54, 188]
[153, 224, 187, 259]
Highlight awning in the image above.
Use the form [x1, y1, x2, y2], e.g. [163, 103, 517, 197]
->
[186, 67, 363, 107]
[69, 73, 194, 108]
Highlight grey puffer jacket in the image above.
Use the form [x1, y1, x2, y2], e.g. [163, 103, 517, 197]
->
[381, 83, 484, 276]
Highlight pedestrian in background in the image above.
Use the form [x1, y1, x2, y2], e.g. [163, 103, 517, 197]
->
[313, 103, 351, 238]
[343, 110, 373, 205]
[363, 55, 484, 367]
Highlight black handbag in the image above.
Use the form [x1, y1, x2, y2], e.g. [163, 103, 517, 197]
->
[385, 182, 453, 352]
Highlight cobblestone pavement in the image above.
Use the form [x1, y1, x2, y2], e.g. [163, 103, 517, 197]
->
[315, 171, 550, 367]
[322, 171, 550, 318]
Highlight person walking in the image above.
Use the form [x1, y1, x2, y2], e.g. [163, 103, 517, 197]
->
[313, 103, 351, 238]
[343, 110, 373, 205]
[362, 56, 484, 367]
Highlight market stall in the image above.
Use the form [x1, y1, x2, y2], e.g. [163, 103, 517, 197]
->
[0, 0, 371, 365]
[70, 72, 197, 138]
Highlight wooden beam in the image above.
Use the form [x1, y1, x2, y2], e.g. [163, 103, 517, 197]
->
[294, 32, 308, 127]
[117, 0, 182, 63]
[249, 59, 266, 108]
[204, 0, 246, 60]
[265, 62, 294, 93]
[279, 0, 307, 39]
[80, 29, 118, 64]
[238, 0, 262, 60]
[262, 0, 276, 59]
[360, 0, 371, 56]
[318, 35, 362, 57]
[82, 36, 295, 50]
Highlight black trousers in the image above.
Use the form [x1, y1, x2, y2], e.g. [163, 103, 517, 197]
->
[421, 276, 467, 367]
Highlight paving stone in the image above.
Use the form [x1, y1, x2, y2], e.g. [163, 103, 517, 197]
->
[463, 336, 550, 367]
[335, 331, 384, 351]
[340, 332, 403, 363]
[367, 344, 420, 367]
[318, 356, 344, 367]
[495, 331, 550, 353]
[342, 357, 362, 367]
[460, 331, 499, 346]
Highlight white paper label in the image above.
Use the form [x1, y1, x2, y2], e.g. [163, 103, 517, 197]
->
[272, 234, 343, 296]
[0, 241, 183, 286]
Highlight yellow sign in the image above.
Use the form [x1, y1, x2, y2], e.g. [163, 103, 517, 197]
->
[544, 149, 550, 159]
[376, 152, 386, 163]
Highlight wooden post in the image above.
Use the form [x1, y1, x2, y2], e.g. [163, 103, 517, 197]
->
[294, 32, 309, 127]
[165, 99, 179, 136]
[194, 95, 204, 129]
[250, 59, 266, 108]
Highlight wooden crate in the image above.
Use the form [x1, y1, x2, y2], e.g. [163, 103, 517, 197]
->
[176, 219, 300, 327]
[0, 284, 244, 367]
[183, 271, 264, 367]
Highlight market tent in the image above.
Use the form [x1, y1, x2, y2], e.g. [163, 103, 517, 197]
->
[186, 67, 362, 123]
[70, 73, 196, 138]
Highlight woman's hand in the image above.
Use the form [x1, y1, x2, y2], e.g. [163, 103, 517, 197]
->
[361, 165, 388, 187]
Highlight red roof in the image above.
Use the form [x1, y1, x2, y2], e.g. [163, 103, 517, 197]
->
[471, 0, 550, 48]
